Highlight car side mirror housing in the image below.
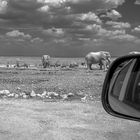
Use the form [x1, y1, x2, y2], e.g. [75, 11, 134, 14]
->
[102, 54, 140, 121]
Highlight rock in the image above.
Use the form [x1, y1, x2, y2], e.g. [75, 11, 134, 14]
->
[15, 94, 19, 98]
[30, 90, 36, 97]
[16, 87, 21, 90]
[20, 92, 26, 96]
[45, 95, 49, 98]
[76, 91, 84, 96]
[7, 93, 15, 97]
[36, 94, 42, 98]
[81, 95, 88, 102]
[41, 91, 47, 97]
[61, 94, 68, 100]
[0, 90, 10, 95]
[23, 94, 28, 99]
[67, 93, 74, 97]
[47, 92, 59, 97]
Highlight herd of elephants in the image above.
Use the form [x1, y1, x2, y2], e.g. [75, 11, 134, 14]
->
[41, 51, 140, 71]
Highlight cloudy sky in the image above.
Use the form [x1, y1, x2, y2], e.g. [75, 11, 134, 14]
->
[0, 0, 140, 57]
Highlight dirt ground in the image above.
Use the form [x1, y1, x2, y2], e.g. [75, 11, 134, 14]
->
[0, 57, 139, 140]
[0, 99, 140, 140]
[0, 63, 104, 101]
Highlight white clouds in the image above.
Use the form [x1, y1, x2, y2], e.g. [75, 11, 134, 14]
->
[37, 0, 125, 12]
[6, 30, 31, 39]
[98, 28, 138, 42]
[37, 0, 66, 3]
[100, 9, 122, 20]
[106, 21, 131, 29]
[31, 37, 43, 43]
[39, 0, 125, 6]
[53, 39, 66, 43]
[5, 30, 45, 44]
[78, 37, 90, 41]
[132, 25, 140, 33]
[0, 0, 138, 52]
[97, 27, 126, 37]
[85, 24, 101, 31]
[37, 0, 124, 5]
[0, 0, 7, 14]
[110, 34, 136, 41]
[85, 23, 138, 42]
[43, 28, 64, 36]
[37, 0, 66, 7]
[0, 0, 125, 31]
[38, 5, 50, 12]
[77, 12, 102, 24]
[105, 0, 125, 5]
[135, 0, 140, 5]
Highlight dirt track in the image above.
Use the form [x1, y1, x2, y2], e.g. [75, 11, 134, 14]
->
[0, 99, 140, 140]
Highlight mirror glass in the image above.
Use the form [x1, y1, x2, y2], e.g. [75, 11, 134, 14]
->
[108, 58, 140, 118]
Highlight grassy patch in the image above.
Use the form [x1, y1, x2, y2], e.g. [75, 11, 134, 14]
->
[0, 57, 106, 101]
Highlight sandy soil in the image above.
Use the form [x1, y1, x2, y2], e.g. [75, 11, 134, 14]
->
[0, 99, 140, 140]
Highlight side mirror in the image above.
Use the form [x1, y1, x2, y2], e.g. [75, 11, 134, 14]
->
[102, 54, 140, 121]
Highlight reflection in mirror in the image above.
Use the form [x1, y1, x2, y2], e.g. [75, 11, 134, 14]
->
[108, 58, 140, 118]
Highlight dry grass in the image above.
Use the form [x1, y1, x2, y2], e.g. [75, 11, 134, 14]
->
[0, 57, 107, 101]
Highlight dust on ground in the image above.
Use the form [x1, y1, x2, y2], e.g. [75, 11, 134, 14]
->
[0, 57, 139, 140]
[0, 99, 140, 140]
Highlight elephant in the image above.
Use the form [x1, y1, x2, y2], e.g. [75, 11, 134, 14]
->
[85, 51, 111, 70]
[129, 51, 140, 54]
[41, 55, 51, 68]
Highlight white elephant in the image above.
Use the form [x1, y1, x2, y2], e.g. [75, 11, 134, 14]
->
[41, 55, 51, 68]
[85, 51, 111, 70]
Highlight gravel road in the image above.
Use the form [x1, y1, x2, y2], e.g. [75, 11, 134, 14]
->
[0, 99, 140, 140]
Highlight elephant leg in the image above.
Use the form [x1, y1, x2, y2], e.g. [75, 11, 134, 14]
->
[99, 60, 104, 70]
[87, 63, 92, 70]
[99, 63, 103, 70]
[106, 60, 110, 69]
[101, 60, 107, 71]
[43, 62, 47, 68]
[46, 62, 48, 67]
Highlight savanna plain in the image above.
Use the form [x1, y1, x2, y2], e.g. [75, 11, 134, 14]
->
[0, 56, 140, 140]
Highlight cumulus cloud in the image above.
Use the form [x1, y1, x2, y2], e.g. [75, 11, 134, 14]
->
[99, 9, 122, 21]
[6, 30, 32, 39]
[38, 5, 50, 12]
[107, 10, 122, 19]
[43, 28, 64, 37]
[0, 0, 125, 30]
[132, 25, 140, 33]
[110, 34, 137, 41]
[78, 37, 90, 41]
[97, 26, 125, 37]
[37, 0, 124, 6]
[84, 23, 138, 42]
[0, 0, 129, 53]
[77, 12, 102, 24]
[53, 39, 66, 43]
[135, 0, 140, 5]
[99, 29, 138, 42]
[31, 37, 43, 43]
[106, 21, 131, 29]
[0, 0, 7, 14]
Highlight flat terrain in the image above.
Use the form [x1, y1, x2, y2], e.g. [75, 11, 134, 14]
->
[0, 57, 139, 140]
[0, 99, 140, 140]
[0, 57, 104, 100]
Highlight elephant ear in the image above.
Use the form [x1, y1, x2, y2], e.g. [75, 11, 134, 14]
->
[100, 52, 107, 60]
[103, 52, 111, 58]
